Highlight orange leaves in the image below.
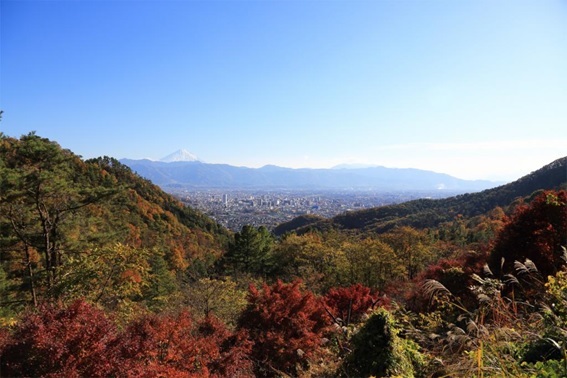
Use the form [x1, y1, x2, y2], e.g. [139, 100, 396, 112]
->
[117, 311, 252, 378]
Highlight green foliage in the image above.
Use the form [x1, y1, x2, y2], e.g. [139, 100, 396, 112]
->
[223, 225, 275, 277]
[343, 308, 426, 377]
[143, 251, 180, 311]
[544, 270, 567, 329]
[0, 134, 229, 312]
[0, 265, 17, 325]
[523, 359, 567, 378]
[0, 133, 118, 301]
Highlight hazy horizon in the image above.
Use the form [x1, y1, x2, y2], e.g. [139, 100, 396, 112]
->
[1, 1, 566, 182]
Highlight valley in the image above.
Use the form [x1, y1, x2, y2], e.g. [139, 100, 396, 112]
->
[171, 188, 467, 231]
[1, 134, 566, 377]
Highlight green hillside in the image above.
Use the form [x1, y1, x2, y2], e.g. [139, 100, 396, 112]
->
[0, 133, 229, 310]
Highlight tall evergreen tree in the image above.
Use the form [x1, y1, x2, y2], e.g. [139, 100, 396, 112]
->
[223, 225, 274, 277]
[0, 133, 116, 302]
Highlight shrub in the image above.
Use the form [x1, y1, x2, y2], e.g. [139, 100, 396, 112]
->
[0, 299, 120, 377]
[343, 308, 425, 378]
[489, 190, 567, 279]
[237, 279, 331, 376]
[324, 283, 384, 325]
[118, 310, 252, 377]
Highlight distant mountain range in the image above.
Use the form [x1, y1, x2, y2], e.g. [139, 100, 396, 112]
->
[120, 152, 500, 191]
[274, 156, 567, 235]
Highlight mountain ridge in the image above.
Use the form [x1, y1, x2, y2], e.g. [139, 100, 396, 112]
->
[120, 158, 500, 192]
[273, 156, 567, 235]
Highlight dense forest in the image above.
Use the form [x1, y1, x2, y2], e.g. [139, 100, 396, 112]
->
[1, 133, 567, 377]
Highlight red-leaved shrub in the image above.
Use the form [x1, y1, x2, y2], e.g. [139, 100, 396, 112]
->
[237, 279, 331, 377]
[489, 190, 567, 279]
[0, 299, 120, 377]
[324, 283, 385, 325]
[117, 311, 252, 377]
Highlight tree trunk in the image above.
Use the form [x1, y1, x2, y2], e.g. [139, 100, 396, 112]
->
[24, 246, 38, 307]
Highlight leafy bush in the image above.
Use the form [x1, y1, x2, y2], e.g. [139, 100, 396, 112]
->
[237, 279, 331, 376]
[343, 308, 426, 377]
[489, 190, 567, 279]
[118, 310, 252, 377]
[324, 283, 384, 326]
[0, 299, 120, 377]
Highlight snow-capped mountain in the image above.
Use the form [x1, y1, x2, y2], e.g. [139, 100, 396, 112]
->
[160, 149, 200, 163]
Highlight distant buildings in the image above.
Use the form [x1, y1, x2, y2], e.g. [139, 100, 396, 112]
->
[171, 189, 460, 232]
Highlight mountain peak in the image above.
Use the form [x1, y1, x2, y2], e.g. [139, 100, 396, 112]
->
[160, 149, 200, 163]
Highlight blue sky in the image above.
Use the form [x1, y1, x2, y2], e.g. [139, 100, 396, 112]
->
[1, 0, 566, 181]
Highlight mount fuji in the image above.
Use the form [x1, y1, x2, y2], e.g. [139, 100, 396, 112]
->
[160, 149, 200, 163]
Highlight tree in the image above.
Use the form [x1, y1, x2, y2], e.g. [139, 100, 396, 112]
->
[272, 232, 342, 292]
[52, 243, 151, 314]
[341, 238, 403, 290]
[143, 251, 179, 311]
[237, 280, 331, 376]
[382, 226, 434, 280]
[183, 276, 247, 326]
[223, 225, 274, 277]
[0, 134, 116, 301]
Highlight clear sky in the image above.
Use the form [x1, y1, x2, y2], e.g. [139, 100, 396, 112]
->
[1, 0, 566, 182]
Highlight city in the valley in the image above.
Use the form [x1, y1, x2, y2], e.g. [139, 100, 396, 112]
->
[170, 188, 464, 231]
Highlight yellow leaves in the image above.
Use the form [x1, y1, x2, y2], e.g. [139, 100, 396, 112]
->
[57, 243, 151, 311]
[184, 277, 247, 326]
[0, 316, 17, 327]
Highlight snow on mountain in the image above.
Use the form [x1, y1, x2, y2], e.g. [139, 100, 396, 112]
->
[160, 149, 200, 163]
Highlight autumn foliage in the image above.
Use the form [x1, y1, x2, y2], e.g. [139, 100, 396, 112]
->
[0, 300, 252, 378]
[489, 190, 567, 278]
[0, 300, 120, 377]
[118, 311, 252, 377]
[237, 280, 331, 376]
[324, 283, 384, 325]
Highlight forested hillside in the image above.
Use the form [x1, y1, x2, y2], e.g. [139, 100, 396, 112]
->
[0, 133, 229, 313]
[1, 133, 567, 377]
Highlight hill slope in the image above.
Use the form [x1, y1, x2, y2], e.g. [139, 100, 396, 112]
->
[0, 134, 230, 306]
[276, 156, 567, 235]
